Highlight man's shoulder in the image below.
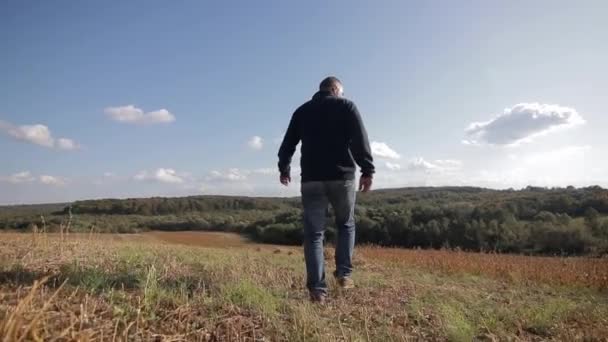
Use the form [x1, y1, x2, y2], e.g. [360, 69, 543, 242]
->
[294, 101, 312, 116]
[338, 97, 357, 109]
[297, 96, 357, 115]
[319, 96, 357, 111]
[333, 97, 358, 116]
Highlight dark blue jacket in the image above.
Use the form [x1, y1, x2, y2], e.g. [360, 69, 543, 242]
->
[278, 91, 375, 182]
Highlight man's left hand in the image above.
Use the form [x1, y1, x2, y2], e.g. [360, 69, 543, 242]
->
[280, 175, 291, 186]
[359, 176, 373, 192]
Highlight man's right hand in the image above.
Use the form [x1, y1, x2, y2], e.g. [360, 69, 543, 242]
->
[359, 176, 372, 192]
[280, 175, 291, 186]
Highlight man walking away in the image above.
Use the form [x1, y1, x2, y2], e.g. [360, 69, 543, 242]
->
[277, 76, 375, 303]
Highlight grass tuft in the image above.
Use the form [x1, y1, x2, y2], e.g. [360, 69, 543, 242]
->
[222, 279, 282, 317]
[438, 302, 475, 342]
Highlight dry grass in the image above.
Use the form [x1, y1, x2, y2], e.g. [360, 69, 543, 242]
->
[360, 246, 608, 290]
[1, 232, 607, 341]
[147, 231, 251, 248]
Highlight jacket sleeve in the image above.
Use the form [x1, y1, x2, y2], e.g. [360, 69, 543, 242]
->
[277, 110, 300, 177]
[348, 102, 375, 177]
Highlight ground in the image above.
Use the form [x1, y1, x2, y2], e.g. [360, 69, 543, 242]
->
[1, 231, 607, 341]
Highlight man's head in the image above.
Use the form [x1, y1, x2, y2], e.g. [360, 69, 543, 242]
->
[319, 76, 344, 97]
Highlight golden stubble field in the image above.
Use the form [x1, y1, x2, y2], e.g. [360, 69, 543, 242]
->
[1, 231, 607, 341]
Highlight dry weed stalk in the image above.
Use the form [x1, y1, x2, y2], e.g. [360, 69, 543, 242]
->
[88, 223, 97, 241]
[59, 207, 72, 243]
[40, 215, 46, 233]
[1, 277, 67, 342]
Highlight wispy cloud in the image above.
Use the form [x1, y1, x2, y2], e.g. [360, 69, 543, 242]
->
[134, 168, 184, 184]
[3, 171, 36, 184]
[0, 120, 80, 150]
[381, 157, 463, 176]
[371, 141, 400, 160]
[56, 138, 79, 150]
[247, 136, 264, 150]
[385, 162, 401, 171]
[39, 175, 66, 186]
[207, 167, 287, 181]
[252, 168, 276, 175]
[408, 158, 462, 173]
[433, 159, 463, 170]
[464, 103, 585, 146]
[105, 105, 175, 124]
[1, 171, 67, 186]
[408, 158, 439, 172]
[207, 168, 248, 182]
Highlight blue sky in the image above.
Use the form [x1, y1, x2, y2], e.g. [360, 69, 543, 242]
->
[1, 0, 607, 204]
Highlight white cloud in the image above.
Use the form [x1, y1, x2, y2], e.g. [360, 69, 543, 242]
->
[7, 123, 54, 147]
[104, 105, 175, 124]
[133, 171, 147, 181]
[407, 158, 463, 173]
[0, 120, 79, 150]
[252, 168, 276, 176]
[1, 171, 67, 186]
[208, 168, 248, 182]
[371, 141, 400, 160]
[433, 159, 463, 170]
[385, 162, 401, 171]
[39, 175, 66, 186]
[56, 138, 79, 150]
[248, 136, 264, 150]
[4, 171, 36, 184]
[464, 103, 585, 146]
[155, 169, 183, 184]
[134, 168, 184, 184]
[408, 157, 439, 172]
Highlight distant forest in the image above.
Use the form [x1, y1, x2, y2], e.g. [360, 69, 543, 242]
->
[2, 186, 608, 256]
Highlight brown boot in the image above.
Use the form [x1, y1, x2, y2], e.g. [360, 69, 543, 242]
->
[336, 276, 355, 289]
[309, 291, 327, 304]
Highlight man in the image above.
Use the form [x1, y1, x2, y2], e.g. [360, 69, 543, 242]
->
[278, 76, 375, 303]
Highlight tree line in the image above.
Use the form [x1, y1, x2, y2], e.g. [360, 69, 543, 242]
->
[1, 186, 607, 256]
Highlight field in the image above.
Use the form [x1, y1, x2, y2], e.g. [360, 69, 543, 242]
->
[1, 232, 607, 341]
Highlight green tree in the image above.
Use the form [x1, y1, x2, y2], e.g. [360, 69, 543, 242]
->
[385, 211, 411, 245]
[584, 207, 600, 231]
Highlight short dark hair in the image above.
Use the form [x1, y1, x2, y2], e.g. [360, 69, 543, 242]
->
[319, 76, 342, 90]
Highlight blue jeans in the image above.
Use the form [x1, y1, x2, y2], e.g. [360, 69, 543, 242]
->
[301, 180, 356, 294]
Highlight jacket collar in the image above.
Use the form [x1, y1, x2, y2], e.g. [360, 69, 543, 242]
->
[312, 90, 334, 100]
